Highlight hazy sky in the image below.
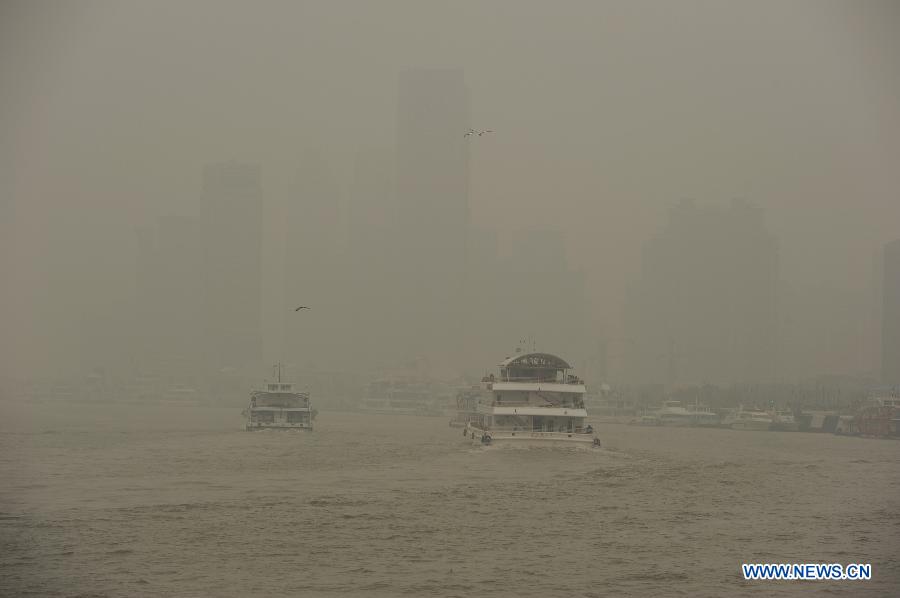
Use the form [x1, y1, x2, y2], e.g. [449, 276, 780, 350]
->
[2, 0, 899, 380]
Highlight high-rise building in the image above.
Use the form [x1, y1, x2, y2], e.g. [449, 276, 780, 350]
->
[343, 150, 396, 366]
[624, 198, 778, 386]
[882, 238, 900, 385]
[393, 68, 469, 363]
[201, 162, 263, 375]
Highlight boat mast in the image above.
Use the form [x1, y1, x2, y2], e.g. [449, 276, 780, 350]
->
[273, 363, 283, 383]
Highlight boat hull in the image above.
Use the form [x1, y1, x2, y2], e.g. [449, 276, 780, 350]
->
[730, 421, 772, 431]
[246, 422, 312, 431]
[769, 422, 799, 432]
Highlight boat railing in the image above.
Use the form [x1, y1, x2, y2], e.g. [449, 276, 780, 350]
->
[249, 403, 312, 410]
[487, 426, 594, 435]
[491, 400, 585, 408]
[496, 376, 584, 385]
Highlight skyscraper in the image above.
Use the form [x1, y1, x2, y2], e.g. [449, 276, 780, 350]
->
[343, 149, 396, 366]
[882, 238, 900, 385]
[201, 162, 263, 375]
[393, 68, 469, 364]
[625, 199, 778, 386]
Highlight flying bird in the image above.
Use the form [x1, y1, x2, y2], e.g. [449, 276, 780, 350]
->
[294, 306, 310, 311]
[465, 129, 494, 138]
[477, 130, 493, 136]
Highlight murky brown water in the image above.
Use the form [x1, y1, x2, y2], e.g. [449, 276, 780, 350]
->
[1, 401, 898, 597]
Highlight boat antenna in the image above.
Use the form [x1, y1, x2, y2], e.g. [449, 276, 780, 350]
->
[273, 363, 283, 383]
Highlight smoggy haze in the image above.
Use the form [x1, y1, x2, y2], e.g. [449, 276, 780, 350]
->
[2, 0, 899, 386]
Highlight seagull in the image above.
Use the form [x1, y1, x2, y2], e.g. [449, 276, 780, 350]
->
[294, 306, 310, 311]
[477, 130, 493, 136]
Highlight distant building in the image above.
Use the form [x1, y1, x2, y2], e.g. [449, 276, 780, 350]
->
[343, 149, 397, 366]
[458, 228, 586, 375]
[133, 216, 203, 381]
[201, 162, 263, 375]
[496, 229, 586, 363]
[393, 68, 470, 364]
[625, 198, 778, 386]
[883, 239, 900, 385]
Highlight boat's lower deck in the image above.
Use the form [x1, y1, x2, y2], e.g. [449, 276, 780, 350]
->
[245, 407, 313, 430]
[246, 421, 312, 431]
[462, 424, 598, 446]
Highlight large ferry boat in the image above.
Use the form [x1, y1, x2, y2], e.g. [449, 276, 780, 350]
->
[244, 364, 313, 431]
[463, 351, 600, 446]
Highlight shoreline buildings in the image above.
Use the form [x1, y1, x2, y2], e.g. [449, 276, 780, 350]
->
[624, 198, 778, 387]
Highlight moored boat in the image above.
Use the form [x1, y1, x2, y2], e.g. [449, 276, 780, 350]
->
[724, 408, 773, 431]
[769, 410, 799, 432]
[634, 400, 720, 427]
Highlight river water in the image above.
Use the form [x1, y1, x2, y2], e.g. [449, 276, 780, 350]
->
[1, 400, 898, 597]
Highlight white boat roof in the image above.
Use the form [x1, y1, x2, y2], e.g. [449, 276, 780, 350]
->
[493, 382, 586, 394]
[492, 406, 588, 417]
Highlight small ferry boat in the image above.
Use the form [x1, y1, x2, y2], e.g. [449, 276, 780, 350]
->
[633, 400, 719, 427]
[463, 351, 600, 446]
[724, 407, 773, 431]
[244, 364, 313, 431]
[647, 400, 720, 427]
[769, 410, 799, 432]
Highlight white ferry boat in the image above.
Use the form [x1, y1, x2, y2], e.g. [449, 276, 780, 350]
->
[244, 364, 313, 431]
[769, 410, 799, 432]
[724, 407, 773, 431]
[463, 351, 600, 446]
[643, 400, 720, 427]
